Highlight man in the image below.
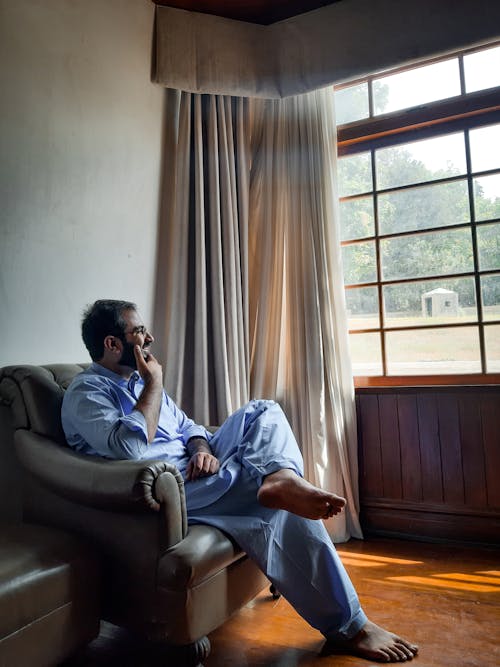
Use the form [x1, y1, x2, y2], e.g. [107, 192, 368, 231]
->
[62, 299, 418, 663]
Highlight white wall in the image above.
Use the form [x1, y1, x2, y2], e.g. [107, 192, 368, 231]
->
[0, 0, 164, 365]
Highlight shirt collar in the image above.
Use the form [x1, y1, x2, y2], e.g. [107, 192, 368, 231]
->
[90, 362, 141, 388]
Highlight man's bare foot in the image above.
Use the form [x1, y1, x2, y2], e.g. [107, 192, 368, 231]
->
[323, 620, 419, 662]
[257, 469, 346, 520]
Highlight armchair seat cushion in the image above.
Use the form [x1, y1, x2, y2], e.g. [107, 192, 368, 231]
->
[0, 522, 100, 667]
[158, 524, 243, 591]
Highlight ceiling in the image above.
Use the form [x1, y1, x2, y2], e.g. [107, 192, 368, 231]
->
[153, 0, 342, 25]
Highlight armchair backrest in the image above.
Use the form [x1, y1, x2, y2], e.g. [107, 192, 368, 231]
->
[0, 364, 88, 444]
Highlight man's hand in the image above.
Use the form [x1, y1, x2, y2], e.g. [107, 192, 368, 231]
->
[185, 452, 220, 481]
[134, 345, 163, 386]
[133, 345, 163, 443]
[185, 437, 220, 481]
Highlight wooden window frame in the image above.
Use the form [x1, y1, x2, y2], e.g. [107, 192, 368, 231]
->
[336, 43, 500, 388]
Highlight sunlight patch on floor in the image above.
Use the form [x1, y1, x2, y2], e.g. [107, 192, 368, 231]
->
[434, 572, 500, 585]
[337, 551, 422, 566]
[339, 556, 385, 567]
[387, 575, 499, 593]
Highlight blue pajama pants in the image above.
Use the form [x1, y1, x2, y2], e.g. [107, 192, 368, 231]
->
[184, 400, 367, 640]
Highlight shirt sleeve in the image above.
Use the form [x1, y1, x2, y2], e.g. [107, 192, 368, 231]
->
[62, 378, 149, 460]
[163, 393, 212, 443]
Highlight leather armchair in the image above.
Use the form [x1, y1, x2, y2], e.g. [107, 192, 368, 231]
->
[0, 522, 100, 667]
[0, 364, 268, 666]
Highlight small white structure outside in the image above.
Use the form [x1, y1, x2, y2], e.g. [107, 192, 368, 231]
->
[422, 287, 458, 317]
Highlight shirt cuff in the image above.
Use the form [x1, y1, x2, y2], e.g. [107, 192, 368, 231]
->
[184, 425, 211, 442]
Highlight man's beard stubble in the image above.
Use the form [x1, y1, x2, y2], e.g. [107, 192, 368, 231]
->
[119, 341, 138, 370]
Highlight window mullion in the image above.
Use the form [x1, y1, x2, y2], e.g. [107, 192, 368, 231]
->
[371, 147, 387, 375]
[368, 78, 374, 118]
[465, 128, 487, 373]
[458, 53, 466, 96]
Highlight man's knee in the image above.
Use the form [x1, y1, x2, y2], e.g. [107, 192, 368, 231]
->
[248, 398, 277, 411]
[245, 399, 285, 426]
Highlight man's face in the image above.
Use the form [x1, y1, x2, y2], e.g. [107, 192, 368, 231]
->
[118, 309, 154, 370]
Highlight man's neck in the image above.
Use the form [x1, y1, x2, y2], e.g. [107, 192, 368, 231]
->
[96, 358, 134, 380]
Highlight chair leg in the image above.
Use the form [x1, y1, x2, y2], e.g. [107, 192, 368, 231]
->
[269, 583, 281, 599]
[151, 636, 211, 667]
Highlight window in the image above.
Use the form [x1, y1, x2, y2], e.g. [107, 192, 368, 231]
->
[335, 42, 500, 386]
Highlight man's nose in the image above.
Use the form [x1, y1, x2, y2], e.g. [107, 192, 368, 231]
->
[146, 330, 154, 343]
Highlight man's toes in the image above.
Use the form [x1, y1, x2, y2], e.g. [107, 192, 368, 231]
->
[377, 644, 410, 662]
[397, 638, 418, 657]
[391, 643, 409, 659]
[371, 646, 398, 663]
[331, 494, 346, 508]
[397, 643, 414, 660]
[385, 647, 404, 662]
[401, 638, 418, 654]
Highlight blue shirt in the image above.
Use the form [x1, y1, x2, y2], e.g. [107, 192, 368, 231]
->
[61, 363, 211, 473]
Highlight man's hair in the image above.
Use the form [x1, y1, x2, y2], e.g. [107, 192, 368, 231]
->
[81, 299, 137, 361]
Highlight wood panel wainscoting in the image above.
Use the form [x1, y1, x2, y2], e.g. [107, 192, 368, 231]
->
[356, 385, 500, 545]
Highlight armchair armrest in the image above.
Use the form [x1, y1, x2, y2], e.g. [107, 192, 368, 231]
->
[15, 431, 188, 542]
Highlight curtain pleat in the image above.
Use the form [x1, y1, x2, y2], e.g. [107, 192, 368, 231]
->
[157, 87, 362, 541]
[157, 90, 250, 425]
[246, 91, 362, 540]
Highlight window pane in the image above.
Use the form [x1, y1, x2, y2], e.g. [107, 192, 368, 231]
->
[376, 133, 466, 190]
[464, 44, 500, 93]
[477, 222, 500, 271]
[378, 179, 470, 235]
[470, 123, 500, 172]
[338, 152, 372, 197]
[335, 83, 369, 125]
[386, 327, 481, 375]
[339, 196, 374, 240]
[346, 286, 380, 330]
[474, 174, 500, 221]
[373, 58, 460, 115]
[384, 277, 477, 328]
[342, 241, 377, 285]
[349, 332, 383, 375]
[381, 228, 473, 281]
[481, 274, 500, 321]
[485, 325, 500, 372]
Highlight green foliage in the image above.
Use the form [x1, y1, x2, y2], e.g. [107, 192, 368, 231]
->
[340, 141, 500, 316]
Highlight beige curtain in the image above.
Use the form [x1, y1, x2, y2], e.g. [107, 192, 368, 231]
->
[249, 90, 362, 541]
[154, 90, 251, 425]
[154, 3, 500, 99]
[155, 87, 362, 541]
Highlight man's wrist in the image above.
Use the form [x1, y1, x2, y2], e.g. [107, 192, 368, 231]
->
[142, 373, 163, 389]
[186, 436, 211, 455]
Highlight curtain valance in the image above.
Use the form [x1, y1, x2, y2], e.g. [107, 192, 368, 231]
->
[153, 0, 500, 99]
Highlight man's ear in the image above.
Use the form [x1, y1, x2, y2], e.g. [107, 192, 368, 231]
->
[103, 335, 122, 354]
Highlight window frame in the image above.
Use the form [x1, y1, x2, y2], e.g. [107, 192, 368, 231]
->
[335, 42, 500, 388]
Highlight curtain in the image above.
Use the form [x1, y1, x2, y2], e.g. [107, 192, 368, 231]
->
[154, 89, 251, 425]
[155, 87, 362, 541]
[249, 90, 362, 541]
[153, 3, 500, 99]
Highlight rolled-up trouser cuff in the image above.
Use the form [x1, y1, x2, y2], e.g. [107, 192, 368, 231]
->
[326, 608, 368, 641]
[252, 460, 303, 486]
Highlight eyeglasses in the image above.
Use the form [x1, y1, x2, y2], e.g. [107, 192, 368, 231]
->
[124, 325, 149, 337]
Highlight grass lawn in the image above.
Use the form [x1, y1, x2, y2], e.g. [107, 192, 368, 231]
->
[348, 308, 500, 374]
